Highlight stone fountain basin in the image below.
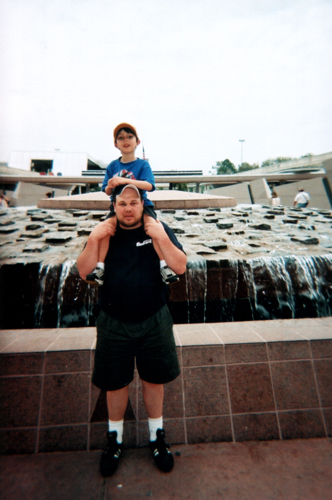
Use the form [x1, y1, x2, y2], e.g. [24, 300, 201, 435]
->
[0, 204, 332, 329]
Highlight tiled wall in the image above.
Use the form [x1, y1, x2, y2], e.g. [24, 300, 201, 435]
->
[1, 318, 331, 454]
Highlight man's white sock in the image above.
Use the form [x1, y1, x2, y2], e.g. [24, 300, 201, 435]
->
[160, 260, 166, 269]
[148, 416, 163, 442]
[108, 419, 124, 444]
[97, 262, 105, 270]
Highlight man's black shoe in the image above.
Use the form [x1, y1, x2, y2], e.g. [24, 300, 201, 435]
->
[149, 428, 174, 473]
[100, 431, 122, 477]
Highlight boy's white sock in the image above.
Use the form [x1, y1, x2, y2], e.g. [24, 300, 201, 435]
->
[108, 419, 124, 444]
[160, 260, 166, 269]
[148, 416, 163, 442]
[97, 262, 105, 270]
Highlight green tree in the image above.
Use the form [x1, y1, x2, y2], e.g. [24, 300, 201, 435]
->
[210, 159, 237, 175]
[238, 162, 259, 172]
[261, 157, 294, 167]
[172, 183, 188, 191]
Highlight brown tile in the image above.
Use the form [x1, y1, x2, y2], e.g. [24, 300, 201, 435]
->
[137, 420, 150, 446]
[233, 413, 280, 442]
[323, 409, 332, 437]
[225, 343, 267, 364]
[41, 373, 90, 425]
[38, 425, 88, 452]
[271, 361, 320, 410]
[311, 339, 332, 359]
[90, 384, 101, 420]
[122, 421, 137, 448]
[227, 363, 275, 414]
[267, 341, 311, 361]
[0, 428, 37, 454]
[314, 359, 332, 407]
[279, 410, 326, 439]
[182, 345, 225, 367]
[164, 418, 186, 445]
[164, 376, 184, 419]
[186, 416, 232, 444]
[45, 350, 90, 374]
[0, 353, 44, 376]
[89, 422, 108, 450]
[184, 366, 229, 417]
[0, 376, 42, 428]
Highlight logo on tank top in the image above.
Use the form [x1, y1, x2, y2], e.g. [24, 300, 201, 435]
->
[136, 239, 152, 247]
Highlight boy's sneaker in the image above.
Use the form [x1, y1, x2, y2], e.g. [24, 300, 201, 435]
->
[100, 431, 123, 477]
[160, 265, 179, 285]
[85, 266, 104, 286]
[149, 428, 174, 473]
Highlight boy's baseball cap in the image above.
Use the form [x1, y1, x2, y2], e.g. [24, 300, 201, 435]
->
[113, 184, 143, 201]
[113, 123, 139, 141]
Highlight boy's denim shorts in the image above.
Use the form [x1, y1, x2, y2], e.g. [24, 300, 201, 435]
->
[92, 305, 180, 391]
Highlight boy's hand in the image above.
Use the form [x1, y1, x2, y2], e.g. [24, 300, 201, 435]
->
[144, 218, 167, 241]
[90, 218, 117, 240]
[108, 177, 128, 189]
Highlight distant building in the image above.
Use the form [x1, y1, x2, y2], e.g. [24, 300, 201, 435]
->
[9, 151, 105, 177]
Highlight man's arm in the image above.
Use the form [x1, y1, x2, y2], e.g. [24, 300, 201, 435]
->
[144, 219, 187, 275]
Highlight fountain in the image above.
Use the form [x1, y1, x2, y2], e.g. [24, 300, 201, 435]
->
[0, 204, 332, 329]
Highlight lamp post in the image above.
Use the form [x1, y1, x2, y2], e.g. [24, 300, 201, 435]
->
[239, 140, 245, 166]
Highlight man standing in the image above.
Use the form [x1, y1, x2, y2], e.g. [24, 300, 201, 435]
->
[77, 184, 187, 477]
[293, 187, 310, 208]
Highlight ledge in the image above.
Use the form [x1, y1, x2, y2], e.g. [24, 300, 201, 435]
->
[1, 317, 331, 454]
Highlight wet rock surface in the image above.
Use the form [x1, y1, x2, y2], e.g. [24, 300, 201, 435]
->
[0, 204, 332, 328]
[0, 204, 332, 264]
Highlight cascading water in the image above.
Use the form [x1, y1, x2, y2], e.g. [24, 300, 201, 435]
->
[185, 257, 207, 323]
[3, 254, 332, 329]
[32, 260, 99, 329]
[228, 254, 332, 322]
[34, 263, 53, 327]
[57, 260, 76, 327]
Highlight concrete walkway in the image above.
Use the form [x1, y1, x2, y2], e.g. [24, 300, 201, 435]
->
[1, 438, 331, 500]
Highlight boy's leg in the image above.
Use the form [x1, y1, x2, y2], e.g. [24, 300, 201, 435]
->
[143, 213, 179, 285]
[85, 217, 117, 286]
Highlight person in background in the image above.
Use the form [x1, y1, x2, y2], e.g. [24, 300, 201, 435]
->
[293, 187, 310, 208]
[271, 190, 281, 206]
[0, 194, 9, 208]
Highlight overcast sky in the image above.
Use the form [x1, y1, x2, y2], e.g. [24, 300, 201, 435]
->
[1, 0, 331, 174]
